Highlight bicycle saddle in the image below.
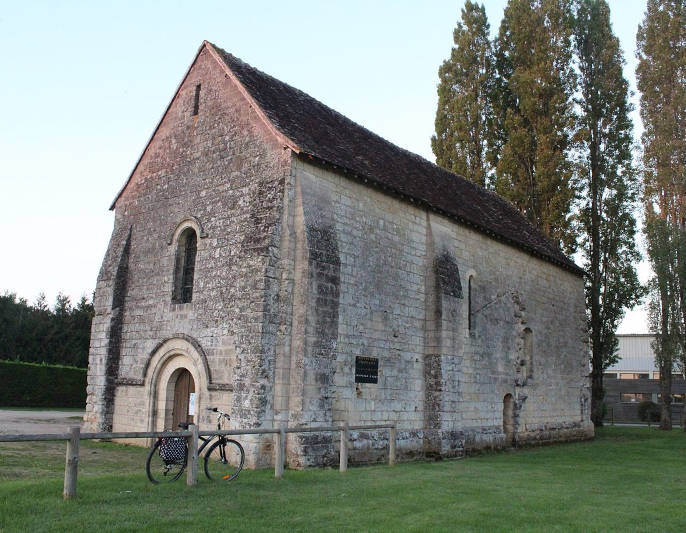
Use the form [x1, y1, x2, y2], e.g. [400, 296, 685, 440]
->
[178, 422, 191, 429]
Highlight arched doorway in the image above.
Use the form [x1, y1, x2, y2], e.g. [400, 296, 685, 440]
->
[171, 368, 195, 429]
[503, 394, 515, 446]
[143, 337, 212, 434]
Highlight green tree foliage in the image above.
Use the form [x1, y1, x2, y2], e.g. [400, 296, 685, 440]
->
[491, 0, 577, 253]
[574, 0, 644, 427]
[433, 1, 647, 429]
[645, 222, 684, 429]
[637, 0, 686, 430]
[0, 291, 94, 368]
[432, 0, 494, 187]
[637, 399, 661, 423]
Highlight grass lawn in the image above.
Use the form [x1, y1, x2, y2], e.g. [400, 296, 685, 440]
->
[1, 427, 685, 532]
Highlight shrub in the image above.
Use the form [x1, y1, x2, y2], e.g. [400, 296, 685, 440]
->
[0, 360, 86, 408]
[637, 400, 660, 423]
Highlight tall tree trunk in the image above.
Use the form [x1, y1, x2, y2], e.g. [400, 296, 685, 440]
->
[677, 232, 686, 432]
[589, 132, 604, 427]
[659, 358, 672, 430]
[590, 364, 604, 426]
[659, 287, 673, 430]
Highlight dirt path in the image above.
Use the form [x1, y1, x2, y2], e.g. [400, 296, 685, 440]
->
[0, 409, 84, 435]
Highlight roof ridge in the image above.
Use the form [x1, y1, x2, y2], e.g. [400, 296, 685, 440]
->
[204, 43, 581, 276]
[212, 45, 501, 191]
[211, 48, 536, 218]
[210, 44, 436, 161]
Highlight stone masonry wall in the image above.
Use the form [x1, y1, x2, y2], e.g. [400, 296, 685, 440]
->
[85, 47, 289, 465]
[275, 158, 592, 465]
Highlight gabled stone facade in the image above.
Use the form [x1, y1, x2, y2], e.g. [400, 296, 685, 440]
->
[85, 41, 593, 468]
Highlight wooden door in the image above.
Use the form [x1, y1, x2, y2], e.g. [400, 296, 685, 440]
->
[172, 369, 195, 429]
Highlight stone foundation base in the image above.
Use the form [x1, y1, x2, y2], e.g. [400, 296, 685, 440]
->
[100, 422, 595, 468]
[277, 421, 595, 468]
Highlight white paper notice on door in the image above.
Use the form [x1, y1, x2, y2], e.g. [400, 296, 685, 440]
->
[188, 393, 196, 416]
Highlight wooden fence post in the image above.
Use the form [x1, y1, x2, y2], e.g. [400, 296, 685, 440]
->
[339, 422, 349, 473]
[63, 426, 80, 500]
[186, 424, 198, 486]
[275, 425, 286, 478]
[389, 425, 396, 466]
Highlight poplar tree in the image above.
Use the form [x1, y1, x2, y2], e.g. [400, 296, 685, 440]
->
[574, 0, 643, 427]
[645, 220, 683, 429]
[491, 0, 577, 253]
[636, 0, 686, 430]
[432, 0, 494, 187]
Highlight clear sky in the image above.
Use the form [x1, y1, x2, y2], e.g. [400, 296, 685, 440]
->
[0, 0, 649, 331]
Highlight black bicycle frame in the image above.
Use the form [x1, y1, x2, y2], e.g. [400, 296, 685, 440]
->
[197, 421, 229, 456]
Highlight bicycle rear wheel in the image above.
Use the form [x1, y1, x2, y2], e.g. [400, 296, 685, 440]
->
[203, 439, 245, 481]
[146, 439, 187, 484]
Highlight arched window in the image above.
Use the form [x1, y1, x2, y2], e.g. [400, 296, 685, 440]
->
[523, 328, 533, 379]
[173, 227, 197, 303]
[503, 393, 515, 446]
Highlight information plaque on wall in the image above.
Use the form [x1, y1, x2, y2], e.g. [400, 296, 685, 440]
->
[355, 356, 378, 384]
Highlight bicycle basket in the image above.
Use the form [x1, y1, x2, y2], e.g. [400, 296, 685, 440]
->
[159, 437, 186, 462]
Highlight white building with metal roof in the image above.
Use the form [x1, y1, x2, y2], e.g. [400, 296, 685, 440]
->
[605, 334, 658, 379]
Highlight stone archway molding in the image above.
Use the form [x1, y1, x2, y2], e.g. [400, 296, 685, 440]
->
[145, 341, 204, 433]
[142, 334, 231, 432]
[167, 215, 208, 245]
[117, 334, 232, 391]
[143, 334, 211, 387]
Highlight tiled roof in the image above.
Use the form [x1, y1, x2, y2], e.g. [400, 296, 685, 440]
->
[214, 43, 582, 276]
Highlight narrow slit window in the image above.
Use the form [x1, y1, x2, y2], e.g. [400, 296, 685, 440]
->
[193, 84, 201, 116]
[523, 328, 533, 379]
[173, 227, 198, 303]
[468, 275, 473, 331]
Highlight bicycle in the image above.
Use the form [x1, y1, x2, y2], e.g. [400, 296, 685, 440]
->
[146, 407, 245, 484]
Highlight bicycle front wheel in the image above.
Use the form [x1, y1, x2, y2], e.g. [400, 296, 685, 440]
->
[203, 439, 245, 481]
[146, 439, 187, 484]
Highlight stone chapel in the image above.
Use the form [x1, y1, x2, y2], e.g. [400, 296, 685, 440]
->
[85, 41, 594, 467]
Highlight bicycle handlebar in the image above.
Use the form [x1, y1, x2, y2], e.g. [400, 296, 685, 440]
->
[207, 406, 230, 420]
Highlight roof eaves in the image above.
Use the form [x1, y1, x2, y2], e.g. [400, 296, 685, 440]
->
[296, 152, 586, 278]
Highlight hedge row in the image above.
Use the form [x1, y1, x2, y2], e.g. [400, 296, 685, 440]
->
[0, 360, 87, 408]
